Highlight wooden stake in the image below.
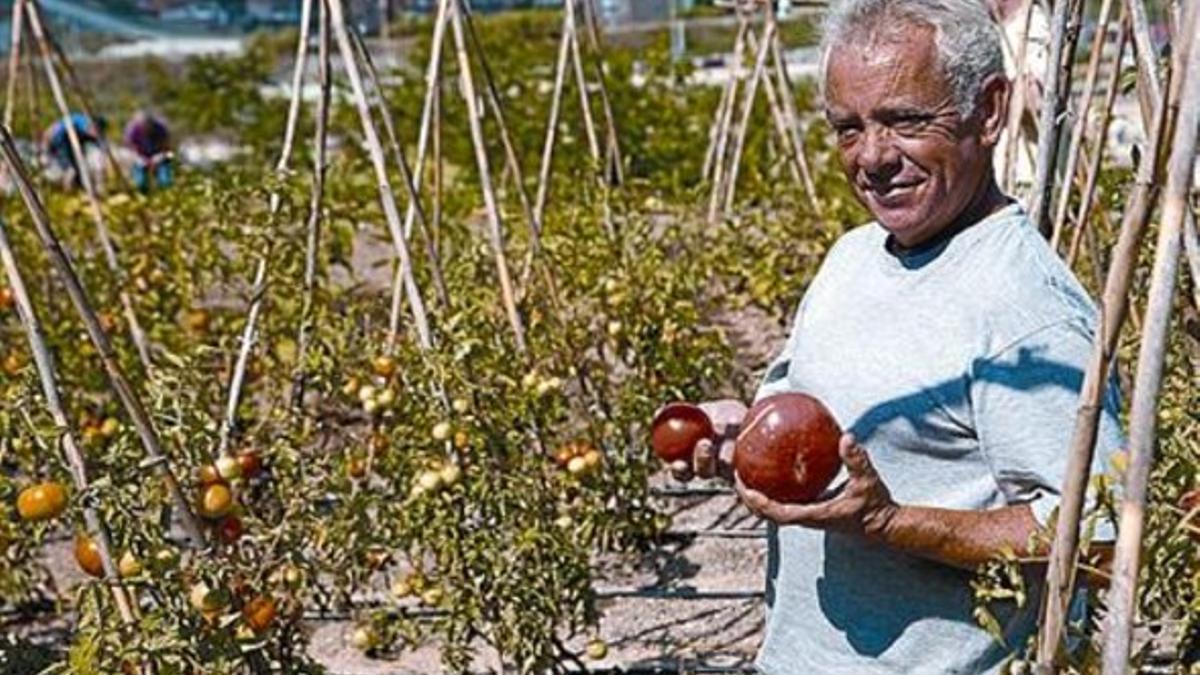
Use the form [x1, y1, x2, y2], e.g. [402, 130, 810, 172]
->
[707, 9, 750, 223]
[4, 0, 25, 129]
[1100, 5, 1200, 670]
[388, 0, 449, 353]
[0, 128, 204, 547]
[564, 0, 601, 166]
[1002, 0, 1037, 193]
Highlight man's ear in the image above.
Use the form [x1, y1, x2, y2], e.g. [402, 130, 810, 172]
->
[976, 73, 1011, 148]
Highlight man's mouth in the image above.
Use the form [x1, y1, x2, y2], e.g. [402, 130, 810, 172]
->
[865, 180, 923, 205]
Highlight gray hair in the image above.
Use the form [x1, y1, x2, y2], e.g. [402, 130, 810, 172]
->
[819, 0, 1005, 117]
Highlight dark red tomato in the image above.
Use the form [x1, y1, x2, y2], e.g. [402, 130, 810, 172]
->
[650, 403, 714, 463]
[734, 393, 842, 503]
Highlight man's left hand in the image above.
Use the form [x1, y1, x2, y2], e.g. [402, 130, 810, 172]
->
[736, 433, 900, 541]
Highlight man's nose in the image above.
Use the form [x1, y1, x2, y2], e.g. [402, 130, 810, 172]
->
[857, 126, 902, 182]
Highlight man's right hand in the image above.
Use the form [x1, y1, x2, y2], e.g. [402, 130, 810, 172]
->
[667, 399, 747, 483]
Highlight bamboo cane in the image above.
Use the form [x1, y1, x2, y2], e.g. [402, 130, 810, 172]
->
[1122, 0, 1200, 315]
[0, 215, 139, 624]
[328, 0, 434, 352]
[533, 21, 573, 225]
[4, 0, 25, 129]
[1100, 5, 1200, 670]
[1050, 0, 1117, 250]
[767, 13, 820, 211]
[1066, 20, 1127, 270]
[1002, 0, 1037, 193]
[707, 10, 750, 223]
[576, 0, 624, 185]
[702, 52, 738, 183]
[217, 0, 314, 457]
[293, 0, 332, 409]
[564, 0, 601, 166]
[387, 0, 449, 353]
[42, 26, 132, 193]
[1029, 0, 1085, 236]
[744, 26, 802, 189]
[25, 0, 152, 369]
[0, 128, 204, 547]
[448, 0, 527, 353]
[461, 5, 542, 243]
[349, 25, 451, 309]
[1034, 22, 1157, 670]
[722, 19, 775, 215]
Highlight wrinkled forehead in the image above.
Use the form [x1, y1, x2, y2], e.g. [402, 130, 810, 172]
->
[822, 25, 951, 113]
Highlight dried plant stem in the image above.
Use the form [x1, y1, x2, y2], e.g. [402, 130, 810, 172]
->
[1030, 0, 1085, 236]
[329, 0, 434, 351]
[448, 0, 527, 352]
[1100, 3, 1200, 671]
[1035, 21, 1163, 666]
[0, 216, 138, 624]
[0, 128, 204, 547]
[1050, 0, 1117, 249]
[1066, 21, 1127, 269]
[25, 0, 152, 369]
[293, 0, 332, 409]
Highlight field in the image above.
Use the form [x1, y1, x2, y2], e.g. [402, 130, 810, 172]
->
[0, 4, 1197, 674]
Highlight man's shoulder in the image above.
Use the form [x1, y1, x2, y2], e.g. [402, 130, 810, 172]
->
[962, 212, 1099, 347]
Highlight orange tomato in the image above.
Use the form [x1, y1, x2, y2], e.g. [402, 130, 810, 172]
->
[74, 534, 105, 578]
[199, 483, 234, 519]
[16, 482, 68, 522]
[242, 595, 277, 632]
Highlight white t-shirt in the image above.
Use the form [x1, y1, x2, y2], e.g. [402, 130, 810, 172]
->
[754, 203, 1122, 674]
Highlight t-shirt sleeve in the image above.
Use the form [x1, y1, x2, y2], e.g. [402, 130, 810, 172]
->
[754, 299, 807, 403]
[970, 319, 1124, 540]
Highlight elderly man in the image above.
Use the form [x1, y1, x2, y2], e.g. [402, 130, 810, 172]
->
[671, 0, 1123, 672]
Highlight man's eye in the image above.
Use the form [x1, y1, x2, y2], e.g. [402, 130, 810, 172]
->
[834, 126, 860, 141]
[891, 116, 931, 132]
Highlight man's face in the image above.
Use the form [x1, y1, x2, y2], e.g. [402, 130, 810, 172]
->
[824, 25, 998, 248]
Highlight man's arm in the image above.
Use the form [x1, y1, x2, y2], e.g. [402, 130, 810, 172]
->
[736, 434, 1049, 570]
[874, 501, 1043, 570]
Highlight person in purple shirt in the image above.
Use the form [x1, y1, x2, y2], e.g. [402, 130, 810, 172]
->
[124, 111, 174, 193]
